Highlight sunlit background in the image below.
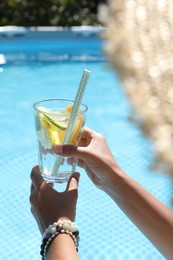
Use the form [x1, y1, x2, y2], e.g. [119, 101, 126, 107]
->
[0, 1, 172, 260]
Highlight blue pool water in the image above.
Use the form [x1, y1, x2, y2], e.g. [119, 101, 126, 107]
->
[0, 31, 172, 259]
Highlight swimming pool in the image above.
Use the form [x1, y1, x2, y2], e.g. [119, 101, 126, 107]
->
[0, 27, 171, 259]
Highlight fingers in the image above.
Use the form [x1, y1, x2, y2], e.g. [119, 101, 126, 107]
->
[30, 165, 45, 190]
[82, 127, 97, 138]
[53, 127, 98, 159]
[67, 157, 86, 169]
[53, 144, 87, 159]
[66, 172, 80, 192]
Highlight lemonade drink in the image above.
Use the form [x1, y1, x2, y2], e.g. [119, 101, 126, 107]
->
[33, 99, 87, 183]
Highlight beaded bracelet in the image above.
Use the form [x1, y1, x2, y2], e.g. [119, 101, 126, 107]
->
[40, 219, 80, 259]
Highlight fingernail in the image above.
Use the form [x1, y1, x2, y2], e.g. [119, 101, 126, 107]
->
[53, 145, 63, 154]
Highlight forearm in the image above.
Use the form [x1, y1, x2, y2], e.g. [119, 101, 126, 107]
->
[46, 233, 79, 260]
[104, 165, 173, 259]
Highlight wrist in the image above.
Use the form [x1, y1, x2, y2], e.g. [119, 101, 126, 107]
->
[103, 161, 127, 198]
[46, 233, 79, 260]
[41, 219, 79, 259]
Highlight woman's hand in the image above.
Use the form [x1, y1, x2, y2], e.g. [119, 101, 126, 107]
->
[53, 127, 173, 259]
[30, 165, 80, 234]
[53, 127, 119, 190]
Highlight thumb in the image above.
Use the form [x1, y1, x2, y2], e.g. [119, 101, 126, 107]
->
[66, 172, 80, 191]
[53, 144, 86, 159]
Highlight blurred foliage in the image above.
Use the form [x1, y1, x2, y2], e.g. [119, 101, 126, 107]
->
[0, 0, 100, 26]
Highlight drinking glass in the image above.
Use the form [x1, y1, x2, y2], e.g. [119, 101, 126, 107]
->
[33, 98, 88, 183]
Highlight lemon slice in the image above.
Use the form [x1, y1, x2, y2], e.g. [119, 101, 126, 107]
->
[43, 114, 68, 130]
[48, 129, 61, 146]
[39, 114, 63, 147]
[63, 104, 81, 114]
[37, 104, 85, 147]
[37, 106, 62, 116]
[63, 104, 85, 144]
[64, 104, 73, 113]
[37, 126, 52, 150]
[70, 114, 85, 144]
[37, 106, 53, 114]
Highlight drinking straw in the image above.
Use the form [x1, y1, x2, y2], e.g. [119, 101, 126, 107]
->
[52, 69, 91, 176]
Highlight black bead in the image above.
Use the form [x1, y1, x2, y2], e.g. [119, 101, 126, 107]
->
[40, 249, 44, 256]
[73, 230, 79, 236]
[56, 225, 62, 232]
[43, 238, 48, 244]
[40, 244, 45, 250]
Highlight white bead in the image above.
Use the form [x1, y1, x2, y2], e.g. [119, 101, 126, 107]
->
[63, 222, 70, 230]
[49, 226, 56, 234]
[58, 220, 63, 225]
[68, 225, 77, 232]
